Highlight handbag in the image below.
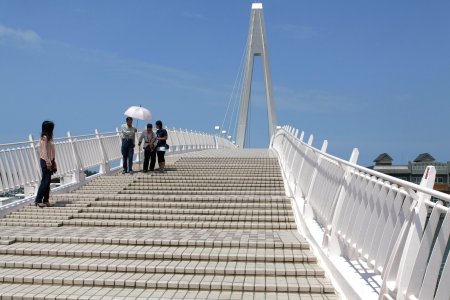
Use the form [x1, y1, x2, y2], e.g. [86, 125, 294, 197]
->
[165, 144, 170, 150]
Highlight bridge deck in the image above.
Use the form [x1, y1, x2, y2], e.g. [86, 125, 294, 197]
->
[0, 149, 338, 299]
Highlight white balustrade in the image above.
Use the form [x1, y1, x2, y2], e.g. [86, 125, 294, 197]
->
[272, 126, 449, 300]
[0, 128, 235, 211]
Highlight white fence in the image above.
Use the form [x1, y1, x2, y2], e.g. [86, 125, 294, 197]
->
[0, 128, 235, 207]
[272, 125, 449, 300]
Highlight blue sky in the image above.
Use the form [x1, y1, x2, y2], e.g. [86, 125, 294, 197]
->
[1, 1, 449, 166]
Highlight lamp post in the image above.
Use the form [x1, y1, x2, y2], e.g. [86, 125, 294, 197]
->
[214, 126, 220, 149]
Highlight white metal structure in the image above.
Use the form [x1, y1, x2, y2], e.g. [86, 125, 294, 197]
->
[272, 125, 449, 300]
[236, 3, 277, 148]
[0, 128, 235, 216]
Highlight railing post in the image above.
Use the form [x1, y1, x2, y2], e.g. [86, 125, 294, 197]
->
[67, 131, 85, 185]
[328, 148, 359, 256]
[380, 166, 436, 300]
[116, 128, 123, 167]
[95, 129, 110, 174]
[24, 134, 39, 196]
[291, 134, 315, 199]
[299, 131, 304, 142]
[304, 140, 328, 220]
[185, 129, 191, 150]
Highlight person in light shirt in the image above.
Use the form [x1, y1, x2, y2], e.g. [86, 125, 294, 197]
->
[120, 117, 137, 174]
[35, 120, 56, 208]
[138, 123, 157, 173]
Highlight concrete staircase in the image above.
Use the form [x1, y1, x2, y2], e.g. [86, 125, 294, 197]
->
[0, 149, 339, 299]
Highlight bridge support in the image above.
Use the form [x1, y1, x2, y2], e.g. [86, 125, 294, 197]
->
[236, 3, 277, 148]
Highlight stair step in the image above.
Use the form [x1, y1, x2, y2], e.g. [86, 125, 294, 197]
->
[62, 219, 297, 229]
[0, 243, 313, 261]
[92, 195, 291, 203]
[80, 207, 293, 215]
[0, 268, 335, 293]
[7, 214, 73, 220]
[0, 255, 324, 276]
[0, 283, 340, 299]
[0, 220, 62, 227]
[90, 201, 291, 209]
[133, 175, 283, 180]
[135, 178, 284, 183]
[71, 213, 295, 222]
[118, 190, 286, 195]
[128, 183, 285, 187]
[11, 210, 78, 216]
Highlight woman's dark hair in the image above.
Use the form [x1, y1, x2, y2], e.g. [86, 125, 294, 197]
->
[155, 120, 163, 128]
[126, 117, 133, 122]
[41, 120, 55, 140]
[146, 123, 153, 128]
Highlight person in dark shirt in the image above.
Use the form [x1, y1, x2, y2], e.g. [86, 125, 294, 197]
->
[155, 120, 168, 173]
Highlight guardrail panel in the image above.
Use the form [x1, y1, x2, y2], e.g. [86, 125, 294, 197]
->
[271, 126, 449, 299]
[1, 129, 234, 195]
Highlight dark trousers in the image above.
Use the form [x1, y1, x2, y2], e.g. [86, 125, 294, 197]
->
[121, 139, 134, 172]
[143, 148, 156, 171]
[35, 159, 52, 204]
[157, 151, 165, 163]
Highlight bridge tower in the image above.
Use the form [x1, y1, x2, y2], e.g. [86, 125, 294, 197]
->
[236, 3, 277, 148]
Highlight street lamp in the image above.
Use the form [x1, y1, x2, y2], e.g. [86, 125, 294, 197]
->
[214, 126, 220, 149]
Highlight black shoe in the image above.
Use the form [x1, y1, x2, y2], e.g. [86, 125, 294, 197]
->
[143, 170, 148, 173]
[35, 203, 45, 208]
[44, 203, 54, 207]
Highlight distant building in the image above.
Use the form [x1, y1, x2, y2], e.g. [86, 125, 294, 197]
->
[370, 153, 450, 194]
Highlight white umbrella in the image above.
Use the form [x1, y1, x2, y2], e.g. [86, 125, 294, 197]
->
[124, 105, 152, 172]
[124, 106, 152, 121]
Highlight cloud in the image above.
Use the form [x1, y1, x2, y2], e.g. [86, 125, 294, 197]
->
[0, 24, 42, 48]
[182, 11, 207, 20]
[43, 39, 227, 101]
[275, 25, 318, 40]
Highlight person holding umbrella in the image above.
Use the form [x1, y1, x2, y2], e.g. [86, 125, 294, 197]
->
[123, 105, 152, 173]
[120, 116, 137, 174]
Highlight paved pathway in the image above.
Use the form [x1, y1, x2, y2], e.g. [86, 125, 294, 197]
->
[0, 149, 338, 299]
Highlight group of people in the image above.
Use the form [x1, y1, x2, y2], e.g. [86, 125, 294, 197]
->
[34, 117, 168, 208]
[120, 117, 168, 174]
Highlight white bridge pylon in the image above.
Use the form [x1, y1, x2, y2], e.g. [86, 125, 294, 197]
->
[236, 3, 277, 148]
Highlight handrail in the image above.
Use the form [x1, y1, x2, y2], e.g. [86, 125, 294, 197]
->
[272, 125, 449, 300]
[275, 128, 450, 204]
[0, 128, 236, 195]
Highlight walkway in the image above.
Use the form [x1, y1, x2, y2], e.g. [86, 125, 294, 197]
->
[0, 149, 338, 299]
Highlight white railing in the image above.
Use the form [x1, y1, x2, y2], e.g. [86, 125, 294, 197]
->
[0, 128, 235, 212]
[272, 125, 449, 300]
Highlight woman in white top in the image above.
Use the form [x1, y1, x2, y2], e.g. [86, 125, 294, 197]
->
[35, 120, 56, 208]
[138, 123, 157, 172]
